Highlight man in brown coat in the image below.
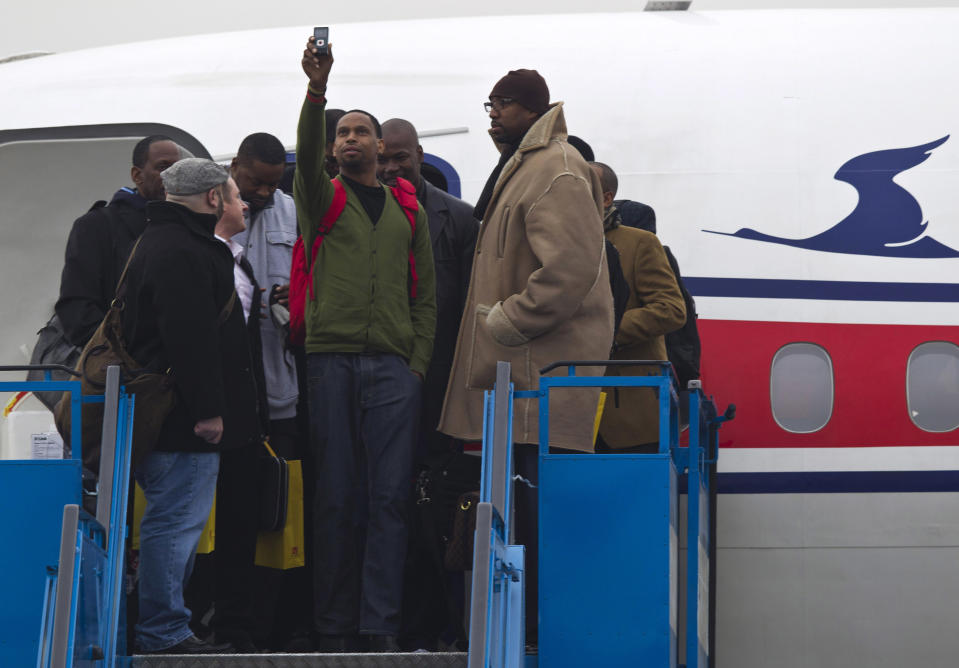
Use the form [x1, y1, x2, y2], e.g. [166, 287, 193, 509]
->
[439, 69, 614, 648]
[589, 162, 687, 451]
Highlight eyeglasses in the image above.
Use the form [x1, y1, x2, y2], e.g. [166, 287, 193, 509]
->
[484, 97, 515, 113]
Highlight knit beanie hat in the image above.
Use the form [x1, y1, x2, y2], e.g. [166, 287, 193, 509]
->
[489, 69, 550, 115]
[162, 158, 229, 196]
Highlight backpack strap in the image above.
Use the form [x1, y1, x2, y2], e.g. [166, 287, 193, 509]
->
[307, 178, 348, 300]
[390, 177, 420, 299]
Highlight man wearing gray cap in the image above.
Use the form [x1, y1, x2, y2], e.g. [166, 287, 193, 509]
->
[121, 158, 262, 655]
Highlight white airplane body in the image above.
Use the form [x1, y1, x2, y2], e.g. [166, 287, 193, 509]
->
[1, 8, 958, 667]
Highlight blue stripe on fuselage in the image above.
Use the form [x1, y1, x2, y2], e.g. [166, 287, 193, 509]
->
[684, 277, 959, 302]
[678, 470, 959, 494]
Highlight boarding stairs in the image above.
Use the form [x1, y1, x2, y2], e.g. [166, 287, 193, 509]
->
[0, 359, 730, 668]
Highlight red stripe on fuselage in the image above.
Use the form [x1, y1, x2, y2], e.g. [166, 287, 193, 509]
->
[699, 319, 959, 448]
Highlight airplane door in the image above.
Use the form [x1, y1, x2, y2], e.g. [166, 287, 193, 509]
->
[0, 124, 210, 364]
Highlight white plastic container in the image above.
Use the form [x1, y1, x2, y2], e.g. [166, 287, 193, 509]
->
[0, 395, 62, 460]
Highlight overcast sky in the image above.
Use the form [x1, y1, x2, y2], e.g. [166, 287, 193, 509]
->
[3, 0, 957, 59]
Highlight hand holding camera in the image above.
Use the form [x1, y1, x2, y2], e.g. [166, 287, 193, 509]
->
[302, 28, 333, 91]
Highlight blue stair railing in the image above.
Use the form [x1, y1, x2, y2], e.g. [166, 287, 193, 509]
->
[468, 361, 526, 668]
[0, 364, 133, 668]
[470, 360, 733, 668]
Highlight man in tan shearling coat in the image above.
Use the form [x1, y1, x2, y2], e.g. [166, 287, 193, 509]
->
[438, 69, 614, 647]
[438, 70, 614, 452]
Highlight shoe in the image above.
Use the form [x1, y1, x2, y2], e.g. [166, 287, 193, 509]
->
[366, 634, 401, 653]
[215, 633, 259, 653]
[283, 633, 314, 653]
[151, 634, 233, 654]
[314, 633, 355, 653]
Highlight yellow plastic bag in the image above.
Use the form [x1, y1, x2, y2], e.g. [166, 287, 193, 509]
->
[132, 482, 216, 554]
[255, 459, 305, 569]
[593, 391, 607, 445]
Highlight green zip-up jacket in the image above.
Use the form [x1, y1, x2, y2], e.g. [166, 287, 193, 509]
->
[293, 93, 436, 375]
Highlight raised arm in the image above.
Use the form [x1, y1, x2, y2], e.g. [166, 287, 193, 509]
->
[293, 38, 336, 249]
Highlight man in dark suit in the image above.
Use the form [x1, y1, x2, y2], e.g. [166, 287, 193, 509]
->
[377, 118, 479, 650]
[377, 119, 479, 459]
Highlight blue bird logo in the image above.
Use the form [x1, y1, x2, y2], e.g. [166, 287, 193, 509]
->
[705, 136, 959, 258]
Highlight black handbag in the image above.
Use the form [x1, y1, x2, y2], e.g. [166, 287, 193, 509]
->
[258, 439, 289, 531]
[444, 490, 480, 571]
[27, 314, 82, 411]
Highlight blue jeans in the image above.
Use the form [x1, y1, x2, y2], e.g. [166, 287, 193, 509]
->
[308, 353, 422, 635]
[134, 450, 219, 651]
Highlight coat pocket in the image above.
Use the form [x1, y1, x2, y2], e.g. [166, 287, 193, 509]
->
[495, 205, 511, 259]
[466, 303, 531, 390]
[265, 229, 296, 282]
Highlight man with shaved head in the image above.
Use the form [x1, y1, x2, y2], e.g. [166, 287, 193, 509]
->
[378, 119, 478, 458]
[377, 118, 478, 650]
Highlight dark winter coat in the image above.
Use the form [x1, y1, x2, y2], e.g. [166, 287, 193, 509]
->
[614, 199, 657, 234]
[120, 201, 262, 453]
[419, 180, 479, 450]
[56, 188, 150, 347]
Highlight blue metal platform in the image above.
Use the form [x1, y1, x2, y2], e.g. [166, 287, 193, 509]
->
[468, 360, 731, 668]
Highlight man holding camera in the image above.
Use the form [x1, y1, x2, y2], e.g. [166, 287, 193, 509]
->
[296, 38, 436, 653]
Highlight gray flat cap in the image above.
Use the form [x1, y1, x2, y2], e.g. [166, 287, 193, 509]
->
[162, 158, 229, 196]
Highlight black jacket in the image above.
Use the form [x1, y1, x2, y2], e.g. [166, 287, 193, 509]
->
[121, 201, 261, 453]
[235, 254, 271, 436]
[56, 188, 151, 347]
[418, 180, 479, 452]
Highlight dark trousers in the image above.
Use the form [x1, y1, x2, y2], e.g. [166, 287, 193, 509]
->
[513, 442, 578, 646]
[399, 365, 466, 651]
[307, 352, 421, 635]
[251, 417, 314, 649]
[210, 442, 261, 642]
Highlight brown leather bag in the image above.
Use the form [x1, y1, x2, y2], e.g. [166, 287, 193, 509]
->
[54, 238, 235, 470]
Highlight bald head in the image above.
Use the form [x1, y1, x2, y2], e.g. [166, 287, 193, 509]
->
[377, 118, 424, 188]
[589, 161, 618, 212]
[382, 118, 419, 144]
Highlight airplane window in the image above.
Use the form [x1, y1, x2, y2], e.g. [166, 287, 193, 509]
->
[906, 342, 959, 432]
[770, 343, 834, 433]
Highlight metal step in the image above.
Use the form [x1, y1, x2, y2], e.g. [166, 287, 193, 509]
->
[131, 652, 468, 667]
